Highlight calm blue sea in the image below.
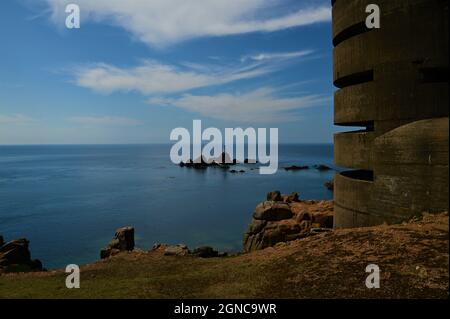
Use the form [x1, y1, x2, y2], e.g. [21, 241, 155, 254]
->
[0, 144, 335, 268]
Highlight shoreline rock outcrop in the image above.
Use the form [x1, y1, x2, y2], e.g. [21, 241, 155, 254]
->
[0, 237, 43, 273]
[192, 246, 219, 258]
[243, 193, 333, 252]
[253, 201, 293, 221]
[100, 226, 135, 259]
[266, 190, 299, 203]
[162, 244, 190, 256]
[152, 243, 223, 258]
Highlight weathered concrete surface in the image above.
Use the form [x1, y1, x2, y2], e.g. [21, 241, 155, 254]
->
[333, 170, 375, 227]
[334, 130, 375, 170]
[333, 0, 449, 228]
[332, 0, 444, 41]
[334, 65, 449, 126]
[333, 0, 448, 82]
[370, 118, 449, 219]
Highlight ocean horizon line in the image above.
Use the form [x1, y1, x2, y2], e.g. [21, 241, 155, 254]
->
[0, 142, 334, 147]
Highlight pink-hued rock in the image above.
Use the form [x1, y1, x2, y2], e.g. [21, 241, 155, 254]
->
[244, 197, 334, 252]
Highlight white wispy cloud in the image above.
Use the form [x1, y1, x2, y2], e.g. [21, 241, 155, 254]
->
[147, 88, 330, 123]
[45, 0, 331, 47]
[70, 51, 325, 123]
[240, 50, 314, 62]
[0, 114, 36, 124]
[69, 116, 142, 126]
[72, 56, 302, 95]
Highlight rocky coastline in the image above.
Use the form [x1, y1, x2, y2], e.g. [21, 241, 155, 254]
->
[96, 191, 333, 261]
[1, 205, 448, 299]
[0, 191, 333, 273]
[243, 191, 333, 252]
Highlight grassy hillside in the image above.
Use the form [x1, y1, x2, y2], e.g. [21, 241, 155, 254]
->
[0, 213, 448, 299]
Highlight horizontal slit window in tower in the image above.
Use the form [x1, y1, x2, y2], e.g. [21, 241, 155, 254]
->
[334, 70, 374, 89]
[333, 21, 374, 47]
[341, 169, 374, 182]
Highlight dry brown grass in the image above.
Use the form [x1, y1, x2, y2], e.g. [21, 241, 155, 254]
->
[0, 212, 447, 299]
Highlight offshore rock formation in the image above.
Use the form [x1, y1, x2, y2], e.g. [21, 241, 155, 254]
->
[332, 0, 449, 227]
[179, 152, 258, 170]
[179, 152, 235, 169]
[324, 179, 334, 191]
[284, 165, 309, 171]
[243, 193, 333, 252]
[314, 164, 332, 171]
[100, 226, 135, 259]
[283, 164, 334, 171]
[0, 237, 43, 273]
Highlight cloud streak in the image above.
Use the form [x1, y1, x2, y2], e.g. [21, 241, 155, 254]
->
[72, 53, 307, 95]
[0, 114, 36, 124]
[45, 0, 331, 47]
[69, 116, 142, 126]
[148, 88, 330, 123]
[70, 51, 325, 123]
[73, 61, 270, 95]
[241, 50, 314, 62]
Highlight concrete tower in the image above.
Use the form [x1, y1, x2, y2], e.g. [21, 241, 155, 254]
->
[332, 0, 449, 227]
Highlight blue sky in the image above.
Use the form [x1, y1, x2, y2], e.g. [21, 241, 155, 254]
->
[0, 0, 341, 144]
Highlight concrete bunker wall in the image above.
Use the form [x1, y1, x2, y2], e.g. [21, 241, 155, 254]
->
[332, 0, 449, 228]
